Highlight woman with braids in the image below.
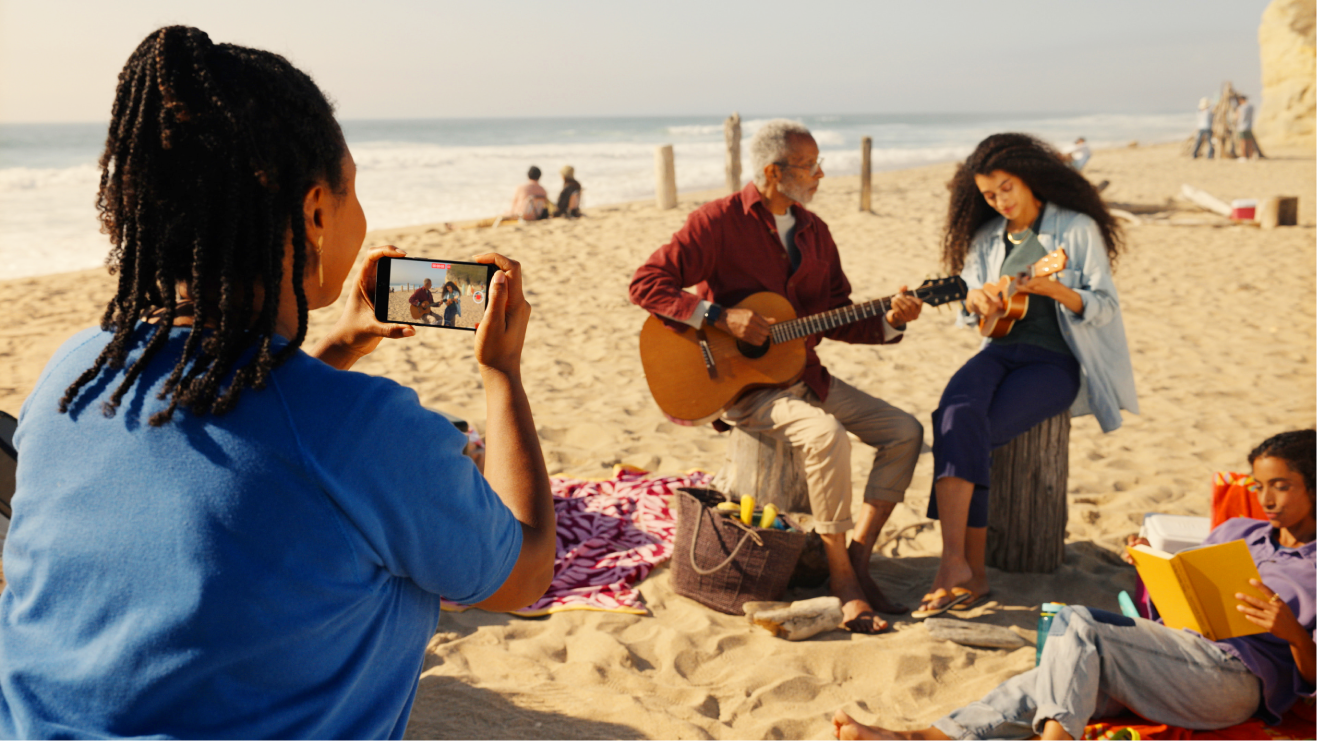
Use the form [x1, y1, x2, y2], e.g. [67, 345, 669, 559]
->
[836, 429, 1316, 740]
[915, 133, 1138, 617]
[0, 26, 554, 739]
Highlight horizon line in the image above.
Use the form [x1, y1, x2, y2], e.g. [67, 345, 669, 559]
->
[0, 109, 1192, 127]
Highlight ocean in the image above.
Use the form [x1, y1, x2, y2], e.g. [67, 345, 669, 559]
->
[0, 112, 1190, 279]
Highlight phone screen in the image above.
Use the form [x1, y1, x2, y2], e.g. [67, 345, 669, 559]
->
[374, 257, 496, 331]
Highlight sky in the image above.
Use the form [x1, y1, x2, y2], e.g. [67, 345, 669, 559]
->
[0, 0, 1272, 124]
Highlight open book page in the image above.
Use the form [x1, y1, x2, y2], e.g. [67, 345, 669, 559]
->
[1128, 544, 1203, 634]
[1176, 540, 1266, 640]
[1128, 540, 1266, 641]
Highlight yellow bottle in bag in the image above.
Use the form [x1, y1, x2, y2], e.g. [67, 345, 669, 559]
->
[740, 495, 755, 525]
[759, 504, 779, 529]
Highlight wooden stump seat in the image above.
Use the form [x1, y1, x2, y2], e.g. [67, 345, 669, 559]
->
[712, 409, 1072, 577]
[986, 410, 1071, 573]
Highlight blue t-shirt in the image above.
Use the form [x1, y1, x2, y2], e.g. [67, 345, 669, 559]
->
[0, 325, 522, 739]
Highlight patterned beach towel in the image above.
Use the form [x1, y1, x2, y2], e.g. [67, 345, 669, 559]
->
[442, 467, 712, 617]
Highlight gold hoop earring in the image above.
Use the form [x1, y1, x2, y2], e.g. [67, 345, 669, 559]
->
[316, 236, 324, 287]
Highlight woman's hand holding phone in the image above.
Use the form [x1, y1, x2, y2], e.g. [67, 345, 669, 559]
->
[473, 252, 530, 378]
[470, 251, 556, 612]
[312, 245, 416, 370]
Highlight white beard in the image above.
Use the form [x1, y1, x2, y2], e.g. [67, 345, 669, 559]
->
[779, 178, 814, 205]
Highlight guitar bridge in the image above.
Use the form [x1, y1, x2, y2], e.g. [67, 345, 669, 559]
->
[695, 329, 718, 380]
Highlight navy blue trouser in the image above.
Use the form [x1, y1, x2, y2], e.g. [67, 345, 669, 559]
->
[927, 343, 1080, 528]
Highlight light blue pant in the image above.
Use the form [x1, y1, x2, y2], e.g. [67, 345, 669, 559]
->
[1192, 129, 1215, 158]
[933, 606, 1261, 740]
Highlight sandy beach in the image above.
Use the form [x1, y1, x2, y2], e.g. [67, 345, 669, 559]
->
[0, 142, 1314, 739]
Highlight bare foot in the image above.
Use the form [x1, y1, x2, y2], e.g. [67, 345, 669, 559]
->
[833, 709, 947, 740]
[834, 578, 888, 633]
[848, 541, 907, 613]
[918, 556, 974, 613]
[833, 709, 887, 740]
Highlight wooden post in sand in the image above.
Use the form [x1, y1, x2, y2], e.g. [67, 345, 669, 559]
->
[860, 136, 873, 212]
[986, 410, 1071, 573]
[1258, 196, 1298, 229]
[724, 113, 742, 193]
[655, 145, 678, 210]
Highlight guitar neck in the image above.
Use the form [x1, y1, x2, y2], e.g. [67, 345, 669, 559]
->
[769, 296, 893, 343]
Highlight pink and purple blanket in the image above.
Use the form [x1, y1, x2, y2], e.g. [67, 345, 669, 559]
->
[442, 468, 711, 616]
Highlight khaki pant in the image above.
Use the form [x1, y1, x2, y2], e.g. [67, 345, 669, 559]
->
[722, 377, 923, 534]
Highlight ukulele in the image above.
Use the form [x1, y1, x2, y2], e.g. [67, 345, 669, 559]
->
[638, 276, 967, 425]
[977, 248, 1068, 338]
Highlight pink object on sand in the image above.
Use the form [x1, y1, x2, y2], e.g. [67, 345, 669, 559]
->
[443, 468, 711, 616]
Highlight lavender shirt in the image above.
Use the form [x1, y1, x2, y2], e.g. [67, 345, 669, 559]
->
[1197, 518, 1315, 724]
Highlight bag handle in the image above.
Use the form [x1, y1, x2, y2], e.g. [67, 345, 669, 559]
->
[688, 507, 765, 576]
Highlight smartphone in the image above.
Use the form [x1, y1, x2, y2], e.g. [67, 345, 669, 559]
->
[373, 257, 497, 331]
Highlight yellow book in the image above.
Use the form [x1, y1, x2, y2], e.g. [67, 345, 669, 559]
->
[1126, 540, 1267, 641]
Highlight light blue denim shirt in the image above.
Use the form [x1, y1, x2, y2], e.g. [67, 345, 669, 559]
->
[955, 202, 1139, 433]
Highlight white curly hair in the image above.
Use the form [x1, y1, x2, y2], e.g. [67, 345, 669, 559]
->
[750, 119, 813, 187]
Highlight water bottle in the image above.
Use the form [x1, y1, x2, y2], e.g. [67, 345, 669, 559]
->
[1035, 602, 1065, 666]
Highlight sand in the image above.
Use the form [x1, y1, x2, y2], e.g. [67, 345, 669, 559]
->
[0, 142, 1314, 739]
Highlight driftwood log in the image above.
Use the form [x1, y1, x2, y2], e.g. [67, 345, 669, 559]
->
[924, 617, 1028, 649]
[1180, 183, 1232, 216]
[986, 410, 1071, 573]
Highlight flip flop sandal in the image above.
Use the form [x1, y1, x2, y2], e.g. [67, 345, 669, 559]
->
[843, 612, 890, 634]
[911, 587, 974, 619]
[950, 590, 993, 613]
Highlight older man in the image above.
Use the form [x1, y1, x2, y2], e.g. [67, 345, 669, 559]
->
[629, 120, 924, 633]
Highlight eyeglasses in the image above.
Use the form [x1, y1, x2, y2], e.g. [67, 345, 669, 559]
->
[775, 157, 824, 176]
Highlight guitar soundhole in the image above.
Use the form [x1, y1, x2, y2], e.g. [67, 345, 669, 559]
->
[736, 339, 771, 359]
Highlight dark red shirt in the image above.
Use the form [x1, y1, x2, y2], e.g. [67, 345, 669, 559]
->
[408, 287, 432, 307]
[629, 181, 899, 402]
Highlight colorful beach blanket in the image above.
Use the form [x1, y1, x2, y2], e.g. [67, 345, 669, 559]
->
[1085, 699, 1315, 740]
[442, 467, 711, 617]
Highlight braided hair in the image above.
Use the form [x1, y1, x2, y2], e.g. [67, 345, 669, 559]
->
[1249, 430, 1317, 503]
[941, 133, 1123, 275]
[59, 26, 346, 426]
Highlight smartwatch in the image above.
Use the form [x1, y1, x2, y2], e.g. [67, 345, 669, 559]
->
[703, 303, 723, 327]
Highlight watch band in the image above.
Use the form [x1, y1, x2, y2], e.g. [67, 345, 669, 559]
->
[703, 303, 723, 327]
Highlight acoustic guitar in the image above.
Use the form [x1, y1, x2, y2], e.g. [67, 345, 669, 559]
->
[639, 276, 967, 425]
[977, 248, 1068, 338]
[409, 295, 434, 320]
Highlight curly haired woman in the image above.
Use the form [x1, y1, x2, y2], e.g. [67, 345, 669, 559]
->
[0, 27, 554, 739]
[915, 133, 1138, 617]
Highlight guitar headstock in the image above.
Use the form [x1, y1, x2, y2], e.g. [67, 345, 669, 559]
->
[913, 276, 969, 307]
[1032, 248, 1068, 278]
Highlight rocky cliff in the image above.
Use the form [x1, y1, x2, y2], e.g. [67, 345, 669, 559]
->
[1258, 0, 1316, 146]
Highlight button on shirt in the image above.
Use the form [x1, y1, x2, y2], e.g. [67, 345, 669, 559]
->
[1193, 518, 1315, 724]
[628, 181, 901, 403]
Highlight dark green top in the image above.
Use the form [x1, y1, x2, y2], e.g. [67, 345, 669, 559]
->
[989, 225, 1072, 357]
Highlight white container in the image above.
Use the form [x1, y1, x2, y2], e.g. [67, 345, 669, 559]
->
[1138, 513, 1211, 553]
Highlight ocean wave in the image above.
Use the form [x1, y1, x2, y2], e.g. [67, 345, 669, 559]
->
[0, 164, 100, 192]
[666, 124, 723, 136]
